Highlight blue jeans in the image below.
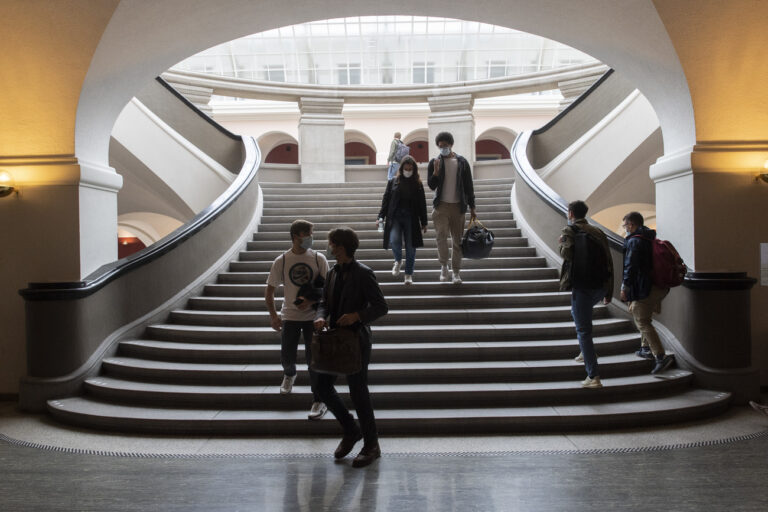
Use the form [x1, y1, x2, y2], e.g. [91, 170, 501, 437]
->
[281, 320, 321, 402]
[389, 210, 416, 275]
[571, 288, 605, 378]
[387, 162, 398, 180]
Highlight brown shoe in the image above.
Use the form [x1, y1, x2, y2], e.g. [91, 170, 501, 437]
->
[334, 431, 362, 459]
[352, 443, 381, 468]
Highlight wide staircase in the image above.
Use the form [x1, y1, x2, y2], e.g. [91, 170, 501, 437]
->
[48, 178, 730, 434]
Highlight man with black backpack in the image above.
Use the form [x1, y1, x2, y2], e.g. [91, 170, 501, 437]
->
[559, 201, 613, 389]
[621, 211, 675, 375]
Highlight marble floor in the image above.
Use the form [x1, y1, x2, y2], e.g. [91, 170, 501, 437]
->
[1, 401, 767, 511]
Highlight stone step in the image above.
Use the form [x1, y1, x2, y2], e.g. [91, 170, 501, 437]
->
[254, 219, 519, 233]
[229, 256, 547, 273]
[119, 333, 640, 364]
[203, 279, 562, 297]
[187, 292, 572, 311]
[46, 388, 731, 435]
[259, 211, 514, 224]
[144, 318, 632, 344]
[260, 189, 511, 203]
[168, 305, 598, 328]
[101, 353, 654, 385]
[82, 371, 694, 409]
[217, 267, 558, 284]
[246, 233, 527, 250]
[250, 227, 522, 243]
[237, 240, 536, 256]
[261, 203, 513, 217]
[259, 179, 514, 194]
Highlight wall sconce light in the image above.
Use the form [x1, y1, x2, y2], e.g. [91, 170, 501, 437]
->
[757, 160, 768, 184]
[0, 170, 17, 198]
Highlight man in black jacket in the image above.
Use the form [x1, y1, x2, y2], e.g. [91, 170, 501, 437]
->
[621, 211, 675, 374]
[427, 131, 476, 284]
[314, 227, 388, 468]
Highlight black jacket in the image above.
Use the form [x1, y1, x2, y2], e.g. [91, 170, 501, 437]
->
[378, 176, 428, 250]
[623, 225, 655, 301]
[426, 154, 475, 214]
[316, 259, 388, 345]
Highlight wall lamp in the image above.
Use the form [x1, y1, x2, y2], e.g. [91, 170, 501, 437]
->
[757, 160, 768, 184]
[0, 170, 17, 198]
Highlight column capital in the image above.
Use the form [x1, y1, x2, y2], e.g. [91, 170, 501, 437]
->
[0, 154, 122, 192]
[427, 94, 474, 113]
[299, 97, 345, 115]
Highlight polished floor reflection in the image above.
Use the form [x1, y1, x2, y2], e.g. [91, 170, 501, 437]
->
[2, 433, 768, 511]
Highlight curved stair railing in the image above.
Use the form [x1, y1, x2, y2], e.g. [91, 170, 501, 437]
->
[19, 88, 263, 411]
[512, 84, 758, 402]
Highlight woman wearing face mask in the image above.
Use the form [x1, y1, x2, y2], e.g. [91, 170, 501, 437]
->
[377, 156, 428, 285]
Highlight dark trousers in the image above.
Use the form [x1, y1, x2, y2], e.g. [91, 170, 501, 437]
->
[281, 320, 321, 402]
[315, 340, 378, 447]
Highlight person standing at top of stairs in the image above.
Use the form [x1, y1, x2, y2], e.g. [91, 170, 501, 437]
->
[427, 131, 477, 285]
[377, 156, 428, 285]
[265, 219, 329, 420]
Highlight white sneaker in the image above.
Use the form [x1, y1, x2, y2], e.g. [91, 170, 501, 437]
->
[574, 352, 584, 362]
[452, 272, 462, 284]
[404, 274, 413, 285]
[439, 265, 450, 282]
[280, 374, 296, 394]
[308, 401, 327, 420]
[392, 260, 402, 277]
[581, 376, 603, 389]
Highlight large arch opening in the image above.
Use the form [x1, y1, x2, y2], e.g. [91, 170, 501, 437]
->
[75, 2, 695, 171]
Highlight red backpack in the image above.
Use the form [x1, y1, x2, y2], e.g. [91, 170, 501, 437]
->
[634, 236, 687, 288]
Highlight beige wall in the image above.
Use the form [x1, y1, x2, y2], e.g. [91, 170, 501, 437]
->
[654, 0, 768, 381]
[0, 1, 119, 395]
[1, 1, 119, 157]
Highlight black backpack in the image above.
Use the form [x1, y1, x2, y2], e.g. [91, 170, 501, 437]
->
[570, 225, 609, 289]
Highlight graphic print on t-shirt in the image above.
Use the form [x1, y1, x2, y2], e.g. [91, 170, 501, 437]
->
[289, 262, 314, 287]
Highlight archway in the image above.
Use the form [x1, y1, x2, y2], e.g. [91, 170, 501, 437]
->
[257, 131, 299, 164]
[344, 129, 377, 165]
[403, 128, 429, 163]
[476, 127, 518, 158]
[75, 1, 695, 171]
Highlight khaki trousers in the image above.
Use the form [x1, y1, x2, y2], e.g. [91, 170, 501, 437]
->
[628, 285, 670, 356]
[432, 202, 465, 272]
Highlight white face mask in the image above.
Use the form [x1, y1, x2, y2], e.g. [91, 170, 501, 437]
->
[300, 235, 313, 250]
[403, 170, 413, 178]
[439, 147, 451, 157]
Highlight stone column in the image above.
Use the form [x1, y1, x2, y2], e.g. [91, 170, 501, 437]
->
[298, 97, 345, 183]
[557, 71, 605, 111]
[649, 142, 766, 401]
[427, 94, 476, 166]
[164, 81, 214, 116]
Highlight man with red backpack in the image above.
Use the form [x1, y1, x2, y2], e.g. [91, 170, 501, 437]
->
[620, 211, 676, 374]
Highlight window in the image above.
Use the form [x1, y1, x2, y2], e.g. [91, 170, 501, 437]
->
[337, 63, 361, 85]
[488, 60, 506, 78]
[413, 62, 435, 83]
[265, 65, 285, 82]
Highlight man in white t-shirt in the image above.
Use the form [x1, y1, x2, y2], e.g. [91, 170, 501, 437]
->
[265, 219, 330, 420]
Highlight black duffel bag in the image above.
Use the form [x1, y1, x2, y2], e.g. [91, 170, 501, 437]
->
[461, 219, 494, 259]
